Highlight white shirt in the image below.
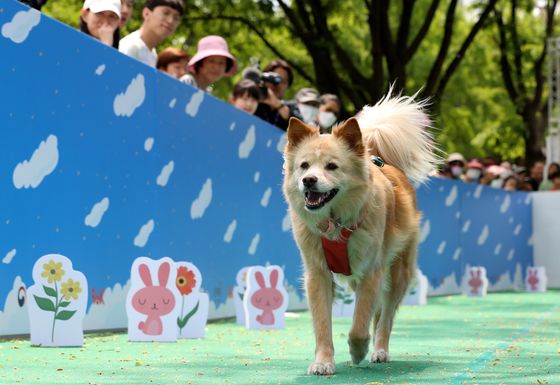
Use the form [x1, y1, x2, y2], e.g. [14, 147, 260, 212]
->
[119, 30, 157, 67]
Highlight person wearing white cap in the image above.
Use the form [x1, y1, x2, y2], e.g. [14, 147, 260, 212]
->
[294, 87, 320, 124]
[179, 35, 238, 92]
[80, 0, 122, 48]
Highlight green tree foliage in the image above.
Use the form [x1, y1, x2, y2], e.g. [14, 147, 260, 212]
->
[490, 0, 558, 163]
[41, 0, 557, 163]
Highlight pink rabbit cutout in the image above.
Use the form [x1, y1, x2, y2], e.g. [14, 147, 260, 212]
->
[527, 268, 539, 290]
[132, 262, 176, 335]
[250, 269, 284, 325]
[468, 269, 482, 294]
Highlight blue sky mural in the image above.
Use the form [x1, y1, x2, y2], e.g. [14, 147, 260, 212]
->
[0, 0, 532, 334]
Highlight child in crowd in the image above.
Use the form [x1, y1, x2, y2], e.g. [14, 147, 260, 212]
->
[180, 35, 237, 92]
[156, 47, 189, 79]
[230, 79, 260, 115]
[550, 172, 560, 191]
[503, 175, 519, 192]
[80, 0, 121, 48]
[119, 0, 184, 67]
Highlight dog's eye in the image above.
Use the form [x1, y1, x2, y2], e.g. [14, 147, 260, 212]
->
[326, 162, 338, 171]
[300, 161, 309, 169]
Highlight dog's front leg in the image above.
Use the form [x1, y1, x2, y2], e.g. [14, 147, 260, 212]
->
[348, 269, 383, 364]
[305, 268, 335, 375]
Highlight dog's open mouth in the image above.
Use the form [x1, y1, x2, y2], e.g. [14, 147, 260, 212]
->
[304, 189, 338, 210]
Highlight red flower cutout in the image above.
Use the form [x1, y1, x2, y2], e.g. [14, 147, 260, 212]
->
[176, 266, 196, 296]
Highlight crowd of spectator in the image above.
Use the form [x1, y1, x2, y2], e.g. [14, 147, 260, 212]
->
[435, 152, 560, 192]
[19, 0, 559, 182]
[21, 0, 342, 132]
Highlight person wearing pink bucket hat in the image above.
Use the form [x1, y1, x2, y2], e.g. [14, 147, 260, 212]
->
[180, 35, 237, 92]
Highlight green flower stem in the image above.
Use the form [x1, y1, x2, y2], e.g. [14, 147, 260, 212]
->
[51, 281, 58, 342]
[179, 296, 185, 334]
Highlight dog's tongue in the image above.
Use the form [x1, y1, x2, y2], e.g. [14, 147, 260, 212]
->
[306, 191, 324, 205]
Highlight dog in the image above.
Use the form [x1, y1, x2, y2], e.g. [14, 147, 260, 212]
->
[282, 92, 438, 375]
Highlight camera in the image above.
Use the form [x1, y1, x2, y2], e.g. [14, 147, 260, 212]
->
[258, 72, 282, 100]
[260, 72, 282, 85]
[241, 66, 283, 101]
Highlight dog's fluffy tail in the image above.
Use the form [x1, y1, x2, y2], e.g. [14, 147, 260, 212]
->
[356, 91, 439, 184]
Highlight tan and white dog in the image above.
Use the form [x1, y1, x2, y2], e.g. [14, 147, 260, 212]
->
[282, 93, 438, 375]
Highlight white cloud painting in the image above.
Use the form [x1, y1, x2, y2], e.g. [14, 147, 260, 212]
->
[84, 197, 110, 228]
[134, 219, 154, 247]
[13, 134, 59, 189]
[191, 178, 212, 219]
[113, 74, 145, 117]
[1, 8, 40, 44]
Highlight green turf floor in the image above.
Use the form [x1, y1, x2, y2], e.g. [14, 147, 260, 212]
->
[1, 291, 559, 385]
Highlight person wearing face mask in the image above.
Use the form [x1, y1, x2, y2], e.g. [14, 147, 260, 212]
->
[316, 93, 341, 133]
[485, 164, 507, 188]
[295, 88, 320, 125]
[464, 160, 483, 183]
[445, 153, 466, 180]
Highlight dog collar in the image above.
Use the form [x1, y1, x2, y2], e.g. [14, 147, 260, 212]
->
[318, 219, 357, 276]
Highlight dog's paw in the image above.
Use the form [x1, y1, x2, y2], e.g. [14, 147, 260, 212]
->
[370, 349, 390, 363]
[307, 361, 335, 375]
[348, 335, 370, 364]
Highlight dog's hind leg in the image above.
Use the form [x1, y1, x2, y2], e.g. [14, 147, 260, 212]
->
[371, 242, 416, 363]
[306, 269, 336, 375]
[348, 269, 383, 365]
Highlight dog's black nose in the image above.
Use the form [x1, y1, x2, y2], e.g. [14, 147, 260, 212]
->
[302, 176, 317, 188]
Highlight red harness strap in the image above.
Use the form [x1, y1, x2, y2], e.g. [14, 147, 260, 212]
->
[321, 227, 355, 276]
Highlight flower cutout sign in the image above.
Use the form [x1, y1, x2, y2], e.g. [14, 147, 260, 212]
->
[233, 266, 256, 325]
[174, 261, 209, 339]
[27, 254, 88, 346]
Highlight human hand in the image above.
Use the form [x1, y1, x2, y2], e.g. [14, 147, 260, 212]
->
[98, 23, 115, 46]
[263, 87, 283, 110]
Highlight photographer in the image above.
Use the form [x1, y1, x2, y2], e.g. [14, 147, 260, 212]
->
[247, 59, 302, 131]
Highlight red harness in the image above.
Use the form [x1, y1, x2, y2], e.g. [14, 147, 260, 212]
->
[321, 224, 357, 276]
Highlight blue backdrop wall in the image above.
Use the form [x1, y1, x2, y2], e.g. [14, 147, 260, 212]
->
[0, 1, 533, 335]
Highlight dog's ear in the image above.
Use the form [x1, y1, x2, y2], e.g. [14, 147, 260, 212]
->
[333, 118, 364, 156]
[287, 118, 318, 149]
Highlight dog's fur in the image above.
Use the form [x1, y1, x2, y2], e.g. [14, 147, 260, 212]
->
[282, 93, 437, 375]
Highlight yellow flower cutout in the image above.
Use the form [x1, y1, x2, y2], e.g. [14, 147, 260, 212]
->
[61, 279, 82, 301]
[41, 260, 65, 283]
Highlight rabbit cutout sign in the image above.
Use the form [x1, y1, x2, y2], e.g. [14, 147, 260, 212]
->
[27, 254, 88, 347]
[403, 269, 429, 306]
[174, 261, 209, 339]
[463, 266, 489, 297]
[243, 265, 289, 330]
[525, 266, 547, 292]
[126, 257, 181, 342]
[233, 266, 256, 325]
